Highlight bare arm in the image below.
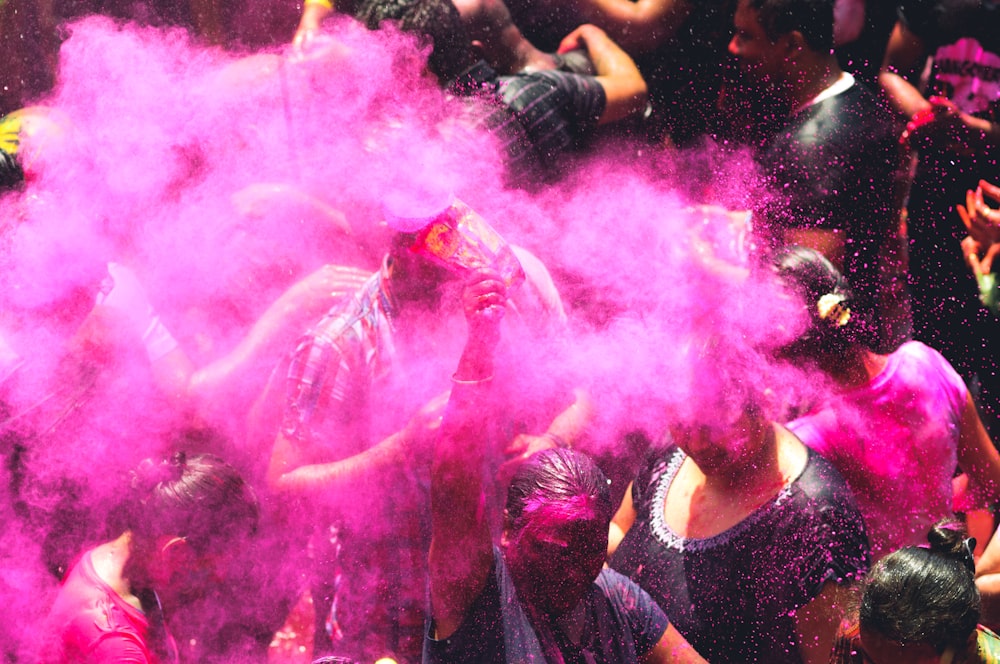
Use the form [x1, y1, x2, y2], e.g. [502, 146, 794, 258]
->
[558, 24, 648, 124]
[607, 481, 637, 559]
[643, 623, 708, 664]
[795, 581, 853, 664]
[573, 0, 691, 54]
[957, 391, 1000, 504]
[293, 0, 335, 53]
[266, 390, 448, 495]
[429, 271, 507, 639]
[186, 265, 371, 401]
[878, 20, 929, 117]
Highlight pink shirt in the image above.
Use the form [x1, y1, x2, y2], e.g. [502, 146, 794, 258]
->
[788, 341, 967, 559]
[37, 548, 172, 664]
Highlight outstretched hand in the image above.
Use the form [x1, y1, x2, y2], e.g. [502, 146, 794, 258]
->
[958, 180, 1000, 276]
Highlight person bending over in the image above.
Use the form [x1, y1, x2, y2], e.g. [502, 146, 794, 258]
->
[37, 451, 259, 663]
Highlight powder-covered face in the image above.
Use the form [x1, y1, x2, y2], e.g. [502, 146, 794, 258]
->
[387, 246, 456, 308]
[670, 404, 768, 477]
[503, 502, 608, 618]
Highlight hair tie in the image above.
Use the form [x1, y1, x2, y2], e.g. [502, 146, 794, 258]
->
[962, 537, 977, 574]
[817, 293, 851, 327]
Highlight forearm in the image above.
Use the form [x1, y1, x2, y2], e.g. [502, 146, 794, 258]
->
[299, 1, 334, 32]
[877, 70, 929, 119]
[584, 30, 648, 124]
[273, 429, 410, 495]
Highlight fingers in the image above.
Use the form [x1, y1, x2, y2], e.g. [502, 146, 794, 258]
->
[557, 28, 584, 54]
[984, 243, 1000, 276]
[969, 251, 983, 279]
[981, 180, 1000, 206]
[958, 203, 973, 232]
[973, 186, 1000, 226]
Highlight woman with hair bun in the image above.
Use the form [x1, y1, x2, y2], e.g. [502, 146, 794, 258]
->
[833, 520, 1000, 663]
[774, 246, 1000, 561]
[36, 451, 259, 663]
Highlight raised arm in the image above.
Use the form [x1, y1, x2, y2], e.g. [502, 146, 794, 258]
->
[557, 24, 648, 124]
[293, 0, 336, 54]
[956, 391, 1000, 504]
[878, 20, 930, 117]
[429, 270, 506, 640]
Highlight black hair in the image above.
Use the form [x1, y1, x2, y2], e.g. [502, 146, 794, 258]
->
[773, 245, 863, 361]
[746, 0, 835, 52]
[125, 451, 259, 554]
[505, 448, 613, 533]
[859, 520, 980, 654]
[356, 0, 475, 84]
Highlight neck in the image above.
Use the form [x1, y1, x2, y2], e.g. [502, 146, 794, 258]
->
[93, 532, 142, 611]
[706, 424, 782, 495]
[824, 346, 886, 389]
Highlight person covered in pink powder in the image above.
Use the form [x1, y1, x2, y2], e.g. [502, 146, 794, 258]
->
[36, 450, 259, 663]
[774, 246, 1000, 561]
[607, 351, 870, 664]
[426, 266, 707, 663]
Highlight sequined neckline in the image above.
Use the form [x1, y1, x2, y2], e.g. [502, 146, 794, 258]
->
[649, 448, 794, 553]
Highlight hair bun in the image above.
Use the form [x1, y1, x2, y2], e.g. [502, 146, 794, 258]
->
[928, 519, 976, 574]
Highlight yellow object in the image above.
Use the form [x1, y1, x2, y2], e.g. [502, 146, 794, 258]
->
[817, 293, 851, 327]
[0, 111, 23, 155]
[305, 0, 334, 9]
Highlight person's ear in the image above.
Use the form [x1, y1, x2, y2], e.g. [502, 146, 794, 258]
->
[782, 31, 807, 60]
[157, 536, 196, 574]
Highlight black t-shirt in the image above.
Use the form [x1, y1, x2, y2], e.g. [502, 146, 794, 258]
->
[754, 80, 898, 342]
[425, 548, 669, 663]
[610, 445, 870, 664]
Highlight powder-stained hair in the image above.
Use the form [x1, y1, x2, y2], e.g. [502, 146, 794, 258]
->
[356, 0, 474, 84]
[125, 450, 259, 554]
[505, 448, 613, 534]
[859, 520, 980, 654]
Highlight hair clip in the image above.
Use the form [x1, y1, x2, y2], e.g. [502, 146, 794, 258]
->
[962, 537, 977, 574]
[817, 293, 851, 327]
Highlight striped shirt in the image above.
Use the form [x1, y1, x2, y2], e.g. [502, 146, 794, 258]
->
[280, 265, 396, 457]
[456, 61, 606, 182]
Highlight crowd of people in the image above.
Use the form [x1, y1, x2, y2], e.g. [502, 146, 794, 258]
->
[1, 0, 1000, 662]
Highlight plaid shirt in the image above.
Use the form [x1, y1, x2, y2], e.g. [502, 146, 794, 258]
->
[280, 264, 396, 456]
